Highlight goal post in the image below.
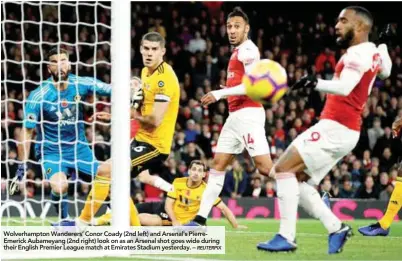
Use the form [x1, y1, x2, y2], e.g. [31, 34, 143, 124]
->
[110, 0, 131, 230]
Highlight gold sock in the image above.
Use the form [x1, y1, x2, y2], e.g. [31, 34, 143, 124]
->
[80, 176, 110, 222]
[95, 212, 112, 226]
[129, 198, 141, 226]
[379, 178, 402, 229]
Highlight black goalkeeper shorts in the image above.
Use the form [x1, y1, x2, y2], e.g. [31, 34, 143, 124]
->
[130, 139, 168, 178]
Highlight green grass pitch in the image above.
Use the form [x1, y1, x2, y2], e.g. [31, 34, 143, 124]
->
[1, 218, 401, 260]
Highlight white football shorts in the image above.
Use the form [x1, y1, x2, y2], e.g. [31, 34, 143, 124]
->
[292, 119, 360, 185]
[215, 107, 270, 157]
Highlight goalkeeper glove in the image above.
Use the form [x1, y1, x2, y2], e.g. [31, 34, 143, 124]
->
[131, 85, 144, 110]
[290, 74, 318, 91]
[9, 163, 27, 195]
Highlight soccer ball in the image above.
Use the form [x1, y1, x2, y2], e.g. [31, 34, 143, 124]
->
[243, 59, 288, 104]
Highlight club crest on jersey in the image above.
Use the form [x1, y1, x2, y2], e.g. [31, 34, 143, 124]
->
[158, 81, 164, 88]
[61, 99, 68, 108]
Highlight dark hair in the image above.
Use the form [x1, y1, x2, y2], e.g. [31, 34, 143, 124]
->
[345, 6, 373, 25]
[141, 32, 165, 47]
[227, 6, 249, 24]
[46, 47, 69, 61]
[189, 160, 206, 172]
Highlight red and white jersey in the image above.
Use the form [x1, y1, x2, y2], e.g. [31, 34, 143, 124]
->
[320, 42, 382, 131]
[226, 39, 262, 112]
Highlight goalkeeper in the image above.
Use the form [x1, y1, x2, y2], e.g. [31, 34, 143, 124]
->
[10, 47, 111, 226]
[75, 32, 180, 227]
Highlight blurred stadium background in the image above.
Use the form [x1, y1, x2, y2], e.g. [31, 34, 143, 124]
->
[1, 1, 401, 221]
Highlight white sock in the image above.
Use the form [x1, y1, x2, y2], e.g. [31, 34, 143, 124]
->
[276, 173, 299, 242]
[197, 169, 226, 218]
[154, 176, 173, 192]
[299, 182, 342, 234]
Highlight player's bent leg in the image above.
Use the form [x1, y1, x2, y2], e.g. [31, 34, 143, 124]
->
[213, 152, 236, 171]
[79, 160, 111, 223]
[137, 169, 172, 192]
[273, 145, 306, 175]
[189, 153, 235, 226]
[139, 214, 163, 226]
[253, 154, 273, 177]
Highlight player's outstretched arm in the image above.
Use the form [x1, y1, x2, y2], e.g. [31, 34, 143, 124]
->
[201, 84, 247, 106]
[292, 52, 370, 96]
[81, 77, 112, 96]
[314, 66, 362, 96]
[216, 201, 247, 229]
[165, 197, 181, 226]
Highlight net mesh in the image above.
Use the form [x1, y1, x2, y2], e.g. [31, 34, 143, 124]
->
[1, 1, 112, 226]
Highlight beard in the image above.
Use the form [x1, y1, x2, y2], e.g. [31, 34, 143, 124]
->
[336, 29, 354, 48]
[51, 69, 69, 82]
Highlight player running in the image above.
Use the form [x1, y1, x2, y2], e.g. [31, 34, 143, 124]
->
[186, 7, 273, 227]
[93, 160, 246, 229]
[359, 115, 402, 236]
[257, 7, 392, 254]
[74, 32, 180, 227]
[9, 47, 112, 225]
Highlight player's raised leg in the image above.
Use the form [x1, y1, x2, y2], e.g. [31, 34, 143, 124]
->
[297, 180, 351, 254]
[137, 170, 172, 192]
[258, 120, 356, 254]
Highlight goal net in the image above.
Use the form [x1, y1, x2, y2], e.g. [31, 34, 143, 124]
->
[1, 0, 131, 234]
